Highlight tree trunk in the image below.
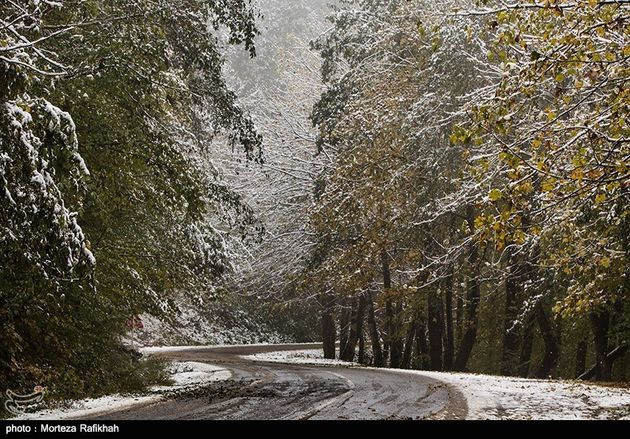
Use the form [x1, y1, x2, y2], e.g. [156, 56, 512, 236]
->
[339, 296, 356, 361]
[339, 298, 351, 355]
[455, 290, 464, 347]
[385, 300, 396, 366]
[427, 288, 444, 371]
[340, 294, 366, 362]
[579, 344, 628, 381]
[575, 340, 587, 378]
[444, 269, 455, 371]
[391, 303, 404, 368]
[358, 331, 365, 365]
[501, 250, 522, 376]
[382, 250, 402, 368]
[401, 322, 416, 369]
[518, 312, 536, 377]
[383, 249, 392, 365]
[590, 310, 612, 381]
[453, 206, 481, 372]
[321, 294, 337, 360]
[383, 341, 389, 365]
[535, 303, 559, 378]
[388, 307, 403, 368]
[414, 318, 430, 370]
[366, 291, 384, 367]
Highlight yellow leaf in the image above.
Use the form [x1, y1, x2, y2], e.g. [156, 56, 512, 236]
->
[595, 193, 607, 204]
[496, 240, 505, 252]
[542, 179, 555, 192]
[489, 189, 503, 202]
[514, 230, 526, 245]
[517, 182, 534, 194]
[571, 169, 584, 182]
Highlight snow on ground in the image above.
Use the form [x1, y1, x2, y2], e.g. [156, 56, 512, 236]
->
[140, 342, 319, 355]
[12, 361, 231, 420]
[247, 349, 630, 420]
[154, 362, 231, 390]
[243, 349, 359, 366]
[128, 301, 289, 348]
[397, 369, 630, 420]
[12, 394, 162, 421]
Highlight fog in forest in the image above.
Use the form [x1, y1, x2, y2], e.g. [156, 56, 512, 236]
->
[1, 0, 628, 421]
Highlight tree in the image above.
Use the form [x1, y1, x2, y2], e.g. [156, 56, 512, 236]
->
[307, 0, 629, 380]
[1, 0, 264, 398]
[457, 0, 629, 380]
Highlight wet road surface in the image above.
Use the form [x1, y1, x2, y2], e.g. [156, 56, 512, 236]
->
[87, 344, 467, 420]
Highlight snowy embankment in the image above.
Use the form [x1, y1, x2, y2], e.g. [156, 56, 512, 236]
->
[244, 349, 630, 420]
[140, 342, 285, 354]
[128, 303, 289, 348]
[242, 349, 359, 366]
[12, 361, 231, 420]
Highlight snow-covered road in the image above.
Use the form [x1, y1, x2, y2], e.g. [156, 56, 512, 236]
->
[243, 348, 630, 420]
[41, 344, 628, 420]
[85, 344, 462, 420]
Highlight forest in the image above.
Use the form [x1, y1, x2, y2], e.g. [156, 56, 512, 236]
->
[0, 0, 628, 412]
[305, 0, 630, 382]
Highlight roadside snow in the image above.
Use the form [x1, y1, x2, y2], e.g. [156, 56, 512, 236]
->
[141, 342, 319, 355]
[127, 303, 289, 348]
[403, 370, 630, 420]
[153, 362, 231, 390]
[245, 348, 630, 420]
[12, 395, 162, 421]
[12, 361, 231, 420]
[243, 349, 360, 366]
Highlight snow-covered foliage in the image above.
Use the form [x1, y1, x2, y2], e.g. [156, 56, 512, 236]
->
[0, 98, 93, 288]
[0, 0, 269, 404]
[129, 297, 289, 347]
[301, 0, 629, 380]
[203, 0, 333, 331]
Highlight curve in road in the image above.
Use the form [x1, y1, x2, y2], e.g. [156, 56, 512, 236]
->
[87, 344, 468, 420]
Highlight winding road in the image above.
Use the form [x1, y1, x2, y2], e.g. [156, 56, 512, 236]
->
[89, 344, 467, 420]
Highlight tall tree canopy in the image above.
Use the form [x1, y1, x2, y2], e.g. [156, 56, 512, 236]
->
[0, 0, 262, 398]
[306, 0, 629, 381]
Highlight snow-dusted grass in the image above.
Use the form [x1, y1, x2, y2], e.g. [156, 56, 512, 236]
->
[246, 348, 630, 420]
[243, 349, 359, 366]
[12, 361, 231, 420]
